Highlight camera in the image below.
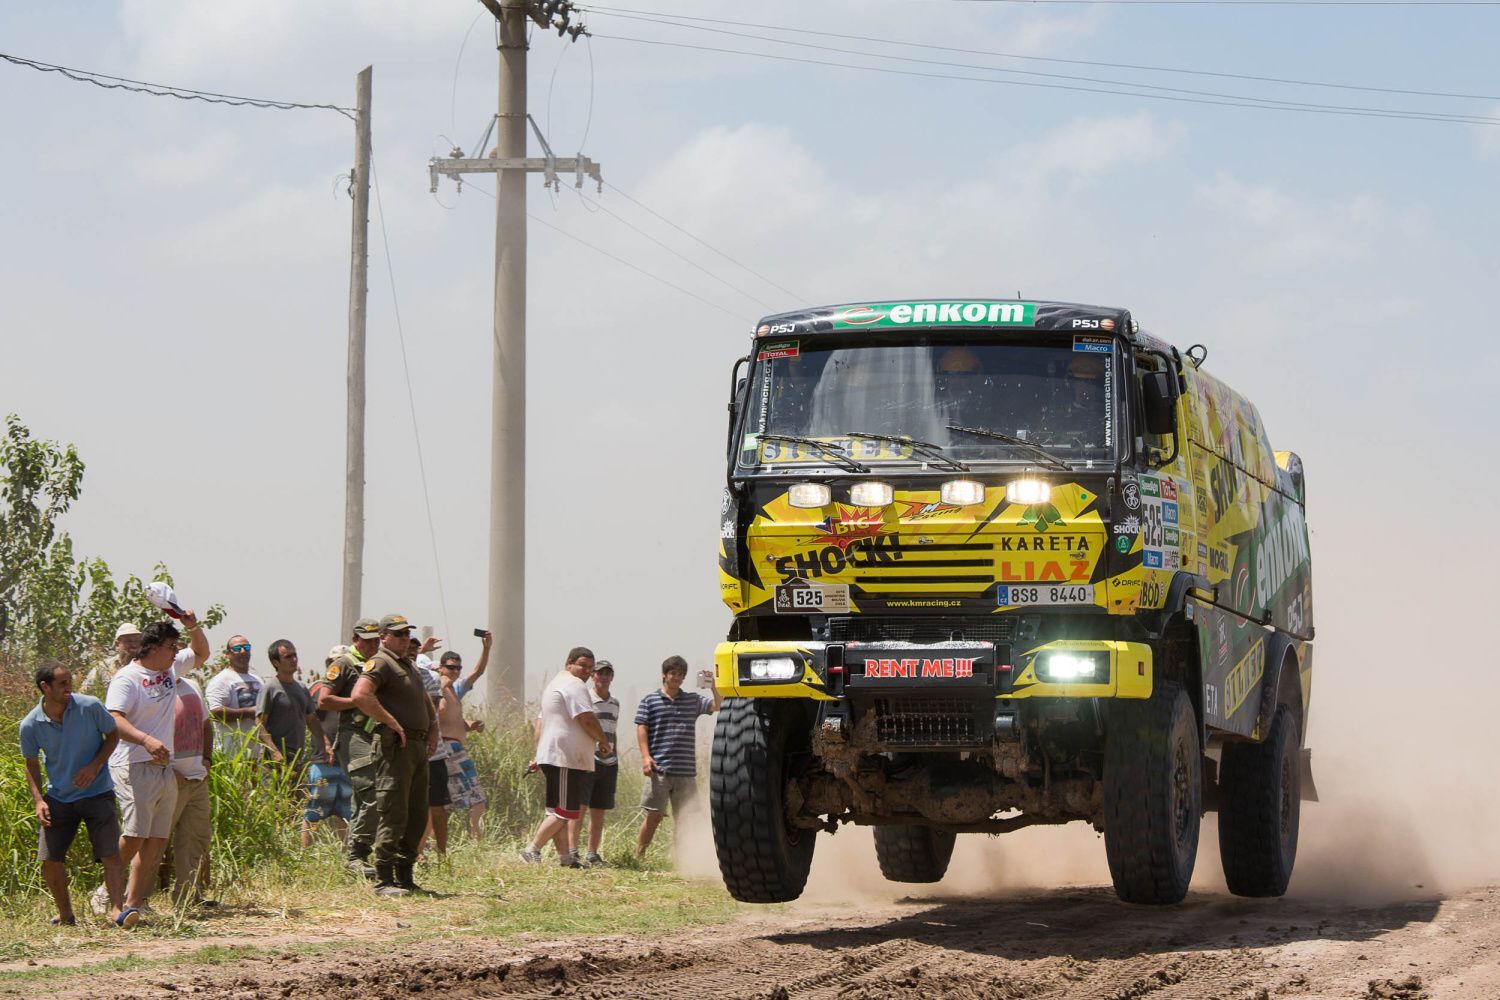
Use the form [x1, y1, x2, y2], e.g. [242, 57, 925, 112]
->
[473, 627, 488, 638]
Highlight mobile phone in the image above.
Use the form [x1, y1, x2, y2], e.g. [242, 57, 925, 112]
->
[697, 668, 714, 689]
[473, 627, 488, 638]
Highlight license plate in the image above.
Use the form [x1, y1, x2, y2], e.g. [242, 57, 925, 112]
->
[774, 583, 851, 613]
[997, 584, 1096, 607]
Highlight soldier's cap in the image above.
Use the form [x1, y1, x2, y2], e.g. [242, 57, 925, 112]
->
[594, 660, 614, 674]
[379, 613, 414, 633]
[351, 618, 381, 639]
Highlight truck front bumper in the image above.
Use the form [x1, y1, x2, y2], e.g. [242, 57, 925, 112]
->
[713, 639, 1153, 701]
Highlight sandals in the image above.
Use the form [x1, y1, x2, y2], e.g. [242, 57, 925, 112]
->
[114, 907, 141, 929]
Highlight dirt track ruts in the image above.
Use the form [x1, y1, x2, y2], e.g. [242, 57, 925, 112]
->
[37, 883, 1500, 1000]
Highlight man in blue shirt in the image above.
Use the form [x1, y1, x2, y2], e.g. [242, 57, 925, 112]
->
[634, 655, 721, 859]
[19, 660, 132, 928]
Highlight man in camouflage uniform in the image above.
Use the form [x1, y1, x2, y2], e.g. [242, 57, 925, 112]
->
[350, 614, 439, 897]
[315, 617, 381, 878]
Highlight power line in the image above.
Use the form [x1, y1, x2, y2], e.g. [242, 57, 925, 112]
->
[571, 187, 779, 311]
[948, 1, 1500, 6]
[578, 4, 1500, 102]
[587, 11, 1499, 123]
[600, 181, 809, 305]
[463, 179, 751, 321]
[0, 51, 356, 120]
[591, 33, 1500, 126]
[370, 156, 454, 642]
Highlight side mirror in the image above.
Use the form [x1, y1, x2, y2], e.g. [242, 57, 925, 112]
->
[1141, 372, 1176, 436]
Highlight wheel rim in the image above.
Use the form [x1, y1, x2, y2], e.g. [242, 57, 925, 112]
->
[1172, 741, 1192, 848]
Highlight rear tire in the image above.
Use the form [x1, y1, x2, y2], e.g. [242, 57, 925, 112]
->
[1103, 681, 1202, 904]
[1218, 703, 1300, 897]
[874, 825, 956, 884]
[710, 698, 817, 903]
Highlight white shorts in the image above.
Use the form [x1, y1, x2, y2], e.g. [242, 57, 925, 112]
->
[112, 761, 179, 839]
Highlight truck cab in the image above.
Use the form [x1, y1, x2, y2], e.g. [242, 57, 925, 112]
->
[710, 299, 1315, 905]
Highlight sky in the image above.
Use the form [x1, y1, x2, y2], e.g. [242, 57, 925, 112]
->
[2, 0, 1499, 855]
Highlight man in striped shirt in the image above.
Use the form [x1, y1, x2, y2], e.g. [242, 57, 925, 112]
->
[635, 655, 721, 858]
[571, 660, 620, 867]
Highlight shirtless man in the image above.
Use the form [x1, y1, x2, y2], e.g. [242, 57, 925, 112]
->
[435, 633, 490, 840]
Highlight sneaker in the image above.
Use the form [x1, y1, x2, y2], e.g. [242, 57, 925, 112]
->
[559, 859, 584, 869]
[584, 852, 606, 868]
[113, 907, 141, 930]
[89, 884, 109, 916]
[519, 847, 542, 865]
[373, 882, 409, 898]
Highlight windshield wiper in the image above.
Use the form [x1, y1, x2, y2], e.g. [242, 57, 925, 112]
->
[945, 424, 1072, 472]
[755, 433, 870, 474]
[841, 431, 968, 472]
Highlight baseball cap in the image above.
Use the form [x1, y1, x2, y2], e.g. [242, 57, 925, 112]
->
[379, 613, 413, 633]
[594, 659, 614, 674]
[114, 622, 142, 640]
[351, 617, 380, 639]
[327, 643, 349, 662]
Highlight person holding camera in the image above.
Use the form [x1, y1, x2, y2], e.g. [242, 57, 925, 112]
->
[634, 655, 721, 858]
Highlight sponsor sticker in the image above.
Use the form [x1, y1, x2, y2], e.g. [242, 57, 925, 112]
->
[1115, 536, 1132, 554]
[757, 341, 799, 361]
[1163, 501, 1179, 525]
[1073, 334, 1113, 354]
[773, 582, 850, 614]
[1143, 550, 1164, 569]
[998, 583, 1096, 607]
[829, 301, 1037, 330]
[1121, 480, 1140, 510]
[863, 657, 977, 679]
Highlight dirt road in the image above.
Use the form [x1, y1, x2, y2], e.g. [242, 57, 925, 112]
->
[42, 882, 1499, 999]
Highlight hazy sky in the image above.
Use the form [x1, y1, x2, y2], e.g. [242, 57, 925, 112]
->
[2, 0, 1497, 770]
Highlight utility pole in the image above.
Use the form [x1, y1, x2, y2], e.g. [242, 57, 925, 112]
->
[340, 66, 372, 642]
[430, 0, 599, 707]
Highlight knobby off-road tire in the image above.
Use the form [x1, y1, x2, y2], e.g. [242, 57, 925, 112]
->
[874, 825, 957, 884]
[710, 698, 817, 903]
[1103, 681, 1202, 905]
[1218, 703, 1301, 897]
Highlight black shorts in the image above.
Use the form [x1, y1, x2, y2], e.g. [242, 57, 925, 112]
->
[427, 759, 452, 807]
[538, 763, 587, 821]
[38, 791, 120, 862]
[576, 762, 618, 811]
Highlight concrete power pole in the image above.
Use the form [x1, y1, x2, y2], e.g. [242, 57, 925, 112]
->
[340, 66, 372, 642]
[430, 0, 599, 707]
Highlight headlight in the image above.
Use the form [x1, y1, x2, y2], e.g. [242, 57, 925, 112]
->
[1006, 478, 1051, 505]
[788, 482, 831, 508]
[1039, 652, 1108, 683]
[848, 481, 893, 507]
[746, 656, 801, 681]
[940, 479, 986, 506]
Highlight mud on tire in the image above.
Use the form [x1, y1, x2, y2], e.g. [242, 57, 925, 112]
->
[874, 824, 956, 884]
[710, 698, 817, 903]
[1218, 703, 1300, 897]
[1103, 681, 1202, 905]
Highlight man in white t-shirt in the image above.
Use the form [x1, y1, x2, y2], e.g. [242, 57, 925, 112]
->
[204, 635, 263, 760]
[520, 647, 610, 868]
[105, 613, 209, 924]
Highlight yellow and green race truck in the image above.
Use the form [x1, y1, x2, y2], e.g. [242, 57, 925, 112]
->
[710, 299, 1315, 905]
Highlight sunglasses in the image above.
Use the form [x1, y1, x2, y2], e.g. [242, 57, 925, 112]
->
[228, 644, 251, 653]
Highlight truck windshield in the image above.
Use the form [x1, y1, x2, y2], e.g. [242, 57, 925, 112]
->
[738, 339, 1118, 471]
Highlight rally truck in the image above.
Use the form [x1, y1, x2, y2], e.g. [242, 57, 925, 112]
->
[710, 299, 1315, 905]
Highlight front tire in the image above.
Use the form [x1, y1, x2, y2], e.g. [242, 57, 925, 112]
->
[1103, 681, 1202, 904]
[874, 825, 956, 883]
[1218, 703, 1300, 897]
[710, 698, 817, 903]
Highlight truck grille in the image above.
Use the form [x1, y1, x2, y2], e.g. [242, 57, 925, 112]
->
[869, 696, 986, 747]
[829, 615, 1016, 645]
